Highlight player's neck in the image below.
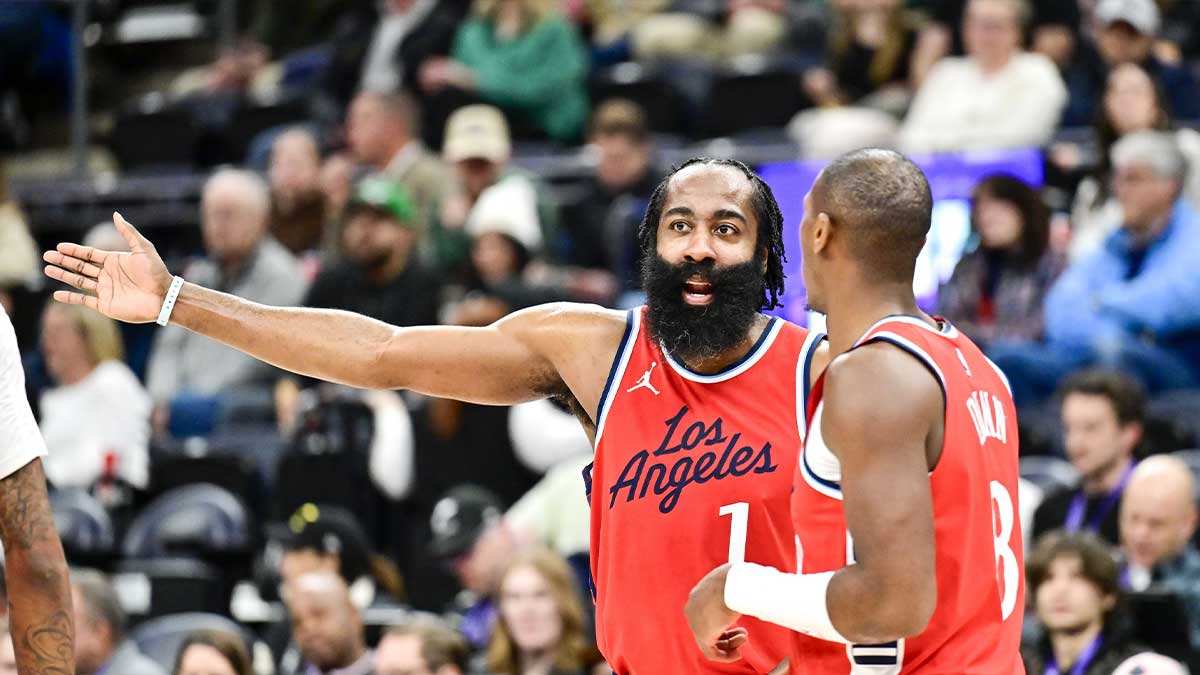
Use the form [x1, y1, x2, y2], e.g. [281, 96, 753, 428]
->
[1083, 455, 1132, 495]
[825, 282, 925, 356]
[1049, 619, 1102, 670]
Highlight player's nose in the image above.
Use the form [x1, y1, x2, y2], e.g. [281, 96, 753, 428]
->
[682, 230, 717, 264]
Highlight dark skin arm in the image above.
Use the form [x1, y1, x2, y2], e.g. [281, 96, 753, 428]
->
[687, 342, 942, 654]
[821, 343, 942, 642]
[0, 459, 74, 674]
[42, 214, 624, 418]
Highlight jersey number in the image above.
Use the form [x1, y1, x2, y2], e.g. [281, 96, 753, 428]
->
[720, 502, 749, 564]
[990, 481, 1018, 620]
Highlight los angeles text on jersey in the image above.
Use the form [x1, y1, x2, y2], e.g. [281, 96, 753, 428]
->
[966, 388, 1008, 445]
[607, 404, 778, 514]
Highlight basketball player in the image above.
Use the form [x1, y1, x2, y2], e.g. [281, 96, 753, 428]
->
[0, 305, 75, 674]
[686, 149, 1024, 673]
[44, 159, 828, 674]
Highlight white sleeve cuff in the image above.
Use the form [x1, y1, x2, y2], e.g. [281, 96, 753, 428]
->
[725, 563, 850, 644]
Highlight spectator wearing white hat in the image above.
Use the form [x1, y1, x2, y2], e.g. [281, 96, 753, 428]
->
[1059, 0, 1200, 126]
[426, 105, 561, 276]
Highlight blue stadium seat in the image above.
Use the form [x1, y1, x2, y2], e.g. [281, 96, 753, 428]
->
[122, 484, 251, 558]
[49, 487, 115, 557]
[130, 612, 253, 672]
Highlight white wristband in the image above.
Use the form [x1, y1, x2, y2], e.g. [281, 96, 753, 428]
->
[725, 563, 851, 644]
[156, 276, 185, 326]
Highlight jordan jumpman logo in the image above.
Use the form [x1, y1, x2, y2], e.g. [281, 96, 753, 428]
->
[627, 361, 661, 396]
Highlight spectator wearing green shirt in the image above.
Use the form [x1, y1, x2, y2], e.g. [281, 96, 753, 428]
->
[418, 0, 590, 144]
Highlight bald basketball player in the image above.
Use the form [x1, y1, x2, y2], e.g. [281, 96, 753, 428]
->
[44, 158, 829, 674]
[687, 149, 1025, 674]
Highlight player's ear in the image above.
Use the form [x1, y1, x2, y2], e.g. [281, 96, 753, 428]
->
[813, 212, 832, 254]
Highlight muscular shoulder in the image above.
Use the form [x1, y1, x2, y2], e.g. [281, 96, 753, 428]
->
[496, 302, 627, 355]
[822, 342, 943, 435]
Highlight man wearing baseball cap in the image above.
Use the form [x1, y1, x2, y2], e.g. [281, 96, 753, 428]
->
[303, 175, 441, 329]
[428, 484, 517, 649]
[427, 105, 560, 273]
[1064, 0, 1200, 123]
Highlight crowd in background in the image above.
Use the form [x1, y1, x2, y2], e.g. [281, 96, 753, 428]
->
[2, 0, 1200, 673]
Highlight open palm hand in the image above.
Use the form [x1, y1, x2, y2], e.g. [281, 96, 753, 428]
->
[42, 213, 173, 323]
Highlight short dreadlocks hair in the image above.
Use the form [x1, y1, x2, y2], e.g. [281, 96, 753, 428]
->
[636, 157, 787, 310]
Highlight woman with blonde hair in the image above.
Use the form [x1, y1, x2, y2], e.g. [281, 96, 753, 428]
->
[38, 302, 151, 490]
[486, 548, 599, 675]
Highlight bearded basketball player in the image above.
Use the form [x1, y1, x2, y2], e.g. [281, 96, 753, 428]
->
[45, 159, 829, 674]
[686, 149, 1024, 674]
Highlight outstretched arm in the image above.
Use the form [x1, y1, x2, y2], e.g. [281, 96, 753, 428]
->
[0, 460, 75, 675]
[688, 344, 941, 654]
[44, 214, 618, 407]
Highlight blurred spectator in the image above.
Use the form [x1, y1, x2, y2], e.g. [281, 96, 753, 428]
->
[322, 0, 468, 109]
[629, 0, 790, 62]
[429, 485, 518, 649]
[181, 0, 373, 97]
[306, 177, 441, 327]
[0, 165, 36, 315]
[898, 0, 1066, 153]
[787, 0, 919, 158]
[279, 503, 405, 610]
[804, 0, 919, 110]
[0, 623, 13, 675]
[566, 99, 658, 290]
[1060, 0, 1200, 128]
[994, 132, 1200, 403]
[173, 629, 253, 675]
[1063, 62, 1200, 261]
[72, 568, 167, 675]
[145, 169, 308, 412]
[485, 548, 598, 675]
[1022, 531, 1160, 675]
[910, 0, 1083, 80]
[1031, 370, 1144, 546]
[346, 91, 454, 229]
[938, 174, 1062, 350]
[428, 105, 560, 274]
[1118, 455, 1200, 648]
[38, 303, 150, 490]
[577, 0, 671, 65]
[269, 127, 329, 257]
[420, 0, 589, 143]
[375, 618, 470, 675]
[282, 572, 374, 675]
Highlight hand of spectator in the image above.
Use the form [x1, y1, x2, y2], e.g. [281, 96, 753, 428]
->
[42, 212, 173, 324]
[1153, 39, 1183, 66]
[151, 403, 170, 438]
[1048, 142, 1082, 172]
[803, 68, 841, 107]
[419, 57, 475, 93]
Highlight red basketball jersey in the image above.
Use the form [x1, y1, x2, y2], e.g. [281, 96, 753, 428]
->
[588, 307, 825, 675]
[789, 316, 1024, 675]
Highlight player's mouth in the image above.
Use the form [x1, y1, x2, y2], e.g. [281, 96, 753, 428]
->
[682, 279, 714, 306]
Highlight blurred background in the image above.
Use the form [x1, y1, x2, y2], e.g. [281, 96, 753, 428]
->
[2, 0, 1200, 674]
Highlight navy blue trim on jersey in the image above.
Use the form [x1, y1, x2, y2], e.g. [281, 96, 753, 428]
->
[595, 309, 636, 425]
[801, 332, 826, 406]
[802, 439, 842, 492]
[664, 315, 779, 378]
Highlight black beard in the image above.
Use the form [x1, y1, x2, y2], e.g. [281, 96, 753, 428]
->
[641, 255, 765, 364]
